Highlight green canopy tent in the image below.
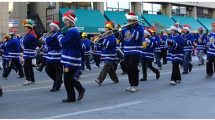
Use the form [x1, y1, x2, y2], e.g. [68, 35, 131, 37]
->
[59, 8, 107, 34]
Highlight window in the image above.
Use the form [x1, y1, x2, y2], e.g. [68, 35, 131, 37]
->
[60, 2, 92, 10]
[141, 3, 161, 14]
[172, 5, 187, 16]
[197, 7, 211, 18]
[180, 6, 186, 15]
[104, 2, 130, 12]
[197, 7, 203, 17]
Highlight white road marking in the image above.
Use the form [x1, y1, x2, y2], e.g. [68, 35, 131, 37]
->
[3, 67, 205, 93]
[2, 72, 99, 89]
[4, 86, 50, 92]
[44, 100, 142, 119]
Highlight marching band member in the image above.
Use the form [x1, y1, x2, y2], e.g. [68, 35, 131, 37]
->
[151, 27, 162, 70]
[195, 27, 207, 66]
[114, 24, 126, 75]
[160, 31, 168, 65]
[0, 41, 3, 70]
[57, 10, 85, 102]
[95, 22, 119, 85]
[43, 21, 63, 92]
[121, 12, 144, 92]
[36, 43, 47, 72]
[2, 33, 24, 79]
[167, 25, 184, 85]
[113, 36, 120, 71]
[206, 22, 215, 78]
[140, 28, 160, 81]
[92, 36, 102, 68]
[181, 24, 194, 74]
[1, 35, 9, 78]
[81, 32, 92, 71]
[21, 19, 38, 86]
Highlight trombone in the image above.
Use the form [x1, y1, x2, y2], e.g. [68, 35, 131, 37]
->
[93, 19, 144, 43]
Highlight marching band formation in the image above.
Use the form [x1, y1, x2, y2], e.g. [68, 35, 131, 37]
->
[0, 10, 215, 102]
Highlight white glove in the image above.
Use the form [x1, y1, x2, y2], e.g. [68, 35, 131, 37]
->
[145, 38, 150, 44]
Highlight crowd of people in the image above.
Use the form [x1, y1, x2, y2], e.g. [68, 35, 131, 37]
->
[0, 10, 215, 103]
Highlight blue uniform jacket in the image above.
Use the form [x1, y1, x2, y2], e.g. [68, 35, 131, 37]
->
[20, 33, 37, 59]
[182, 33, 194, 52]
[5, 37, 21, 59]
[101, 34, 117, 63]
[153, 34, 161, 53]
[82, 38, 91, 56]
[207, 32, 215, 58]
[121, 24, 144, 56]
[167, 33, 184, 63]
[160, 35, 168, 50]
[45, 31, 62, 63]
[141, 37, 155, 61]
[195, 33, 207, 50]
[57, 27, 82, 69]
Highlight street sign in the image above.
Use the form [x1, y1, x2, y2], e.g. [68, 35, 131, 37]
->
[98, 28, 105, 32]
[9, 20, 19, 27]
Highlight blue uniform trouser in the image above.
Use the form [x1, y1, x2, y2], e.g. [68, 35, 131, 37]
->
[84, 55, 91, 70]
[171, 62, 181, 82]
[45, 62, 63, 90]
[141, 58, 158, 79]
[183, 51, 192, 73]
[74, 69, 83, 80]
[2, 58, 9, 75]
[24, 58, 35, 82]
[206, 56, 215, 76]
[93, 54, 101, 67]
[154, 52, 162, 68]
[3, 58, 24, 78]
[64, 68, 85, 101]
[81, 56, 85, 70]
[197, 50, 204, 65]
[124, 55, 140, 86]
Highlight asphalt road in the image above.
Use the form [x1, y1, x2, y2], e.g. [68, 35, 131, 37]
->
[1, 56, 215, 119]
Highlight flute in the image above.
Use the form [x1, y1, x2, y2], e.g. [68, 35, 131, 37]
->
[39, 25, 68, 42]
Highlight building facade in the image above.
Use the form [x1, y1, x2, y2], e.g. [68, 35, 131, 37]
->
[1, 2, 215, 38]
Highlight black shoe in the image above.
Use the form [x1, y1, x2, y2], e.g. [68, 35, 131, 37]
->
[17, 76, 24, 78]
[36, 68, 42, 72]
[50, 88, 59, 92]
[57, 81, 63, 89]
[189, 64, 193, 72]
[95, 80, 102, 85]
[121, 72, 126, 75]
[182, 72, 188, 74]
[140, 78, 147, 81]
[156, 70, 160, 79]
[205, 74, 212, 79]
[78, 89, 85, 101]
[113, 80, 119, 84]
[62, 99, 76, 103]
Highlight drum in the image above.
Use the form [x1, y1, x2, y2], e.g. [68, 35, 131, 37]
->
[116, 48, 124, 60]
